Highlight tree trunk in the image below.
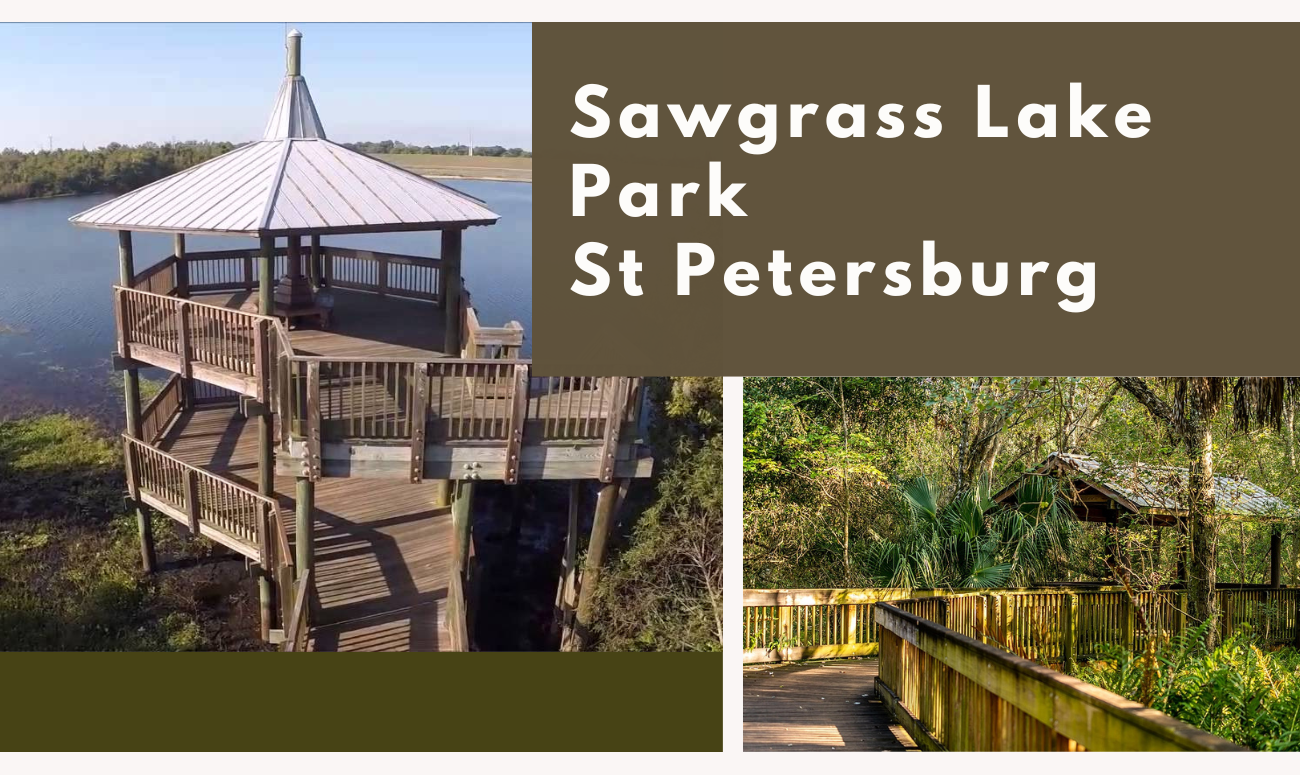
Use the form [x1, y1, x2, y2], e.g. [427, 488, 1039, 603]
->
[1287, 395, 1296, 469]
[1184, 421, 1219, 647]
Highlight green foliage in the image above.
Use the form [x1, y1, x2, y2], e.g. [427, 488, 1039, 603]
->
[1078, 626, 1300, 750]
[591, 378, 722, 651]
[0, 140, 530, 203]
[341, 141, 531, 158]
[745, 376, 1300, 590]
[0, 142, 235, 202]
[863, 474, 1078, 588]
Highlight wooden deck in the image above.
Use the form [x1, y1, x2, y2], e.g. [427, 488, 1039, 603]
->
[195, 288, 450, 360]
[160, 403, 455, 651]
[743, 659, 918, 752]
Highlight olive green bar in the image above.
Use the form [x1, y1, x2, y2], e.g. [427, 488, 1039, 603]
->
[0, 653, 721, 751]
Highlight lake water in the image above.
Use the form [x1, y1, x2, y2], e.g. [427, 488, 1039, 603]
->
[0, 180, 532, 422]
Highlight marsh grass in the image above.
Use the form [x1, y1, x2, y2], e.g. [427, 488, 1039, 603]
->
[0, 414, 267, 651]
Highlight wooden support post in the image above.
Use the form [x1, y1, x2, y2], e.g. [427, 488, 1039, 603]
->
[452, 480, 475, 576]
[119, 230, 155, 573]
[258, 572, 273, 641]
[778, 606, 792, 662]
[555, 481, 580, 629]
[309, 235, 321, 286]
[432, 480, 452, 508]
[174, 233, 196, 408]
[183, 468, 201, 535]
[304, 361, 321, 481]
[259, 236, 275, 316]
[409, 364, 428, 483]
[176, 304, 192, 377]
[174, 233, 189, 297]
[845, 604, 858, 646]
[1124, 595, 1137, 651]
[975, 594, 987, 645]
[295, 477, 314, 577]
[1178, 590, 1189, 639]
[562, 478, 626, 652]
[1000, 594, 1010, 650]
[118, 229, 135, 287]
[1063, 593, 1077, 674]
[442, 229, 463, 355]
[1271, 530, 1283, 589]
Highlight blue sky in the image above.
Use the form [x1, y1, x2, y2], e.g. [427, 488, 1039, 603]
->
[0, 22, 532, 151]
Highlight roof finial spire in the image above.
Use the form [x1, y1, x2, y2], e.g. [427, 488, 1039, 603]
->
[287, 28, 302, 77]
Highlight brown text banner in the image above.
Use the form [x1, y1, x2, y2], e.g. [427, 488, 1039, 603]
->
[533, 23, 1298, 375]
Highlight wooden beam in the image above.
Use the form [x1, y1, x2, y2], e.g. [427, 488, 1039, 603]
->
[502, 364, 528, 485]
[451, 480, 475, 577]
[563, 478, 625, 651]
[259, 236, 275, 316]
[409, 363, 429, 483]
[309, 234, 321, 286]
[174, 233, 189, 297]
[304, 361, 321, 481]
[442, 229, 463, 355]
[183, 468, 201, 535]
[555, 481, 580, 631]
[296, 477, 314, 577]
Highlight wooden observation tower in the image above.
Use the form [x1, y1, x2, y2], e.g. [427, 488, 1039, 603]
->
[70, 30, 652, 651]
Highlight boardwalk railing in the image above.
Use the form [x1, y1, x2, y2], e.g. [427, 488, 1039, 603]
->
[873, 601, 1245, 751]
[132, 255, 178, 296]
[122, 434, 290, 569]
[115, 285, 273, 400]
[139, 374, 184, 444]
[743, 586, 1300, 666]
[183, 246, 443, 303]
[119, 250, 645, 484]
[273, 352, 641, 483]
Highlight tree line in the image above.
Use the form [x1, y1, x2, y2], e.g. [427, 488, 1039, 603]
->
[0, 139, 533, 203]
[340, 140, 531, 158]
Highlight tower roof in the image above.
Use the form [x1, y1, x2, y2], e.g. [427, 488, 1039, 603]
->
[70, 30, 498, 237]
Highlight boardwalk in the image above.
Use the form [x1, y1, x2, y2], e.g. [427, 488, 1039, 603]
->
[743, 659, 917, 752]
[160, 403, 454, 651]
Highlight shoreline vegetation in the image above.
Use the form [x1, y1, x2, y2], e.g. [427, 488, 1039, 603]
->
[0, 140, 532, 203]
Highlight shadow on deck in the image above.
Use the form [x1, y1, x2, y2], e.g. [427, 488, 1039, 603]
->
[743, 659, 918, 752]
[197, 287, 450, 360]
[159, 403, 454, 651]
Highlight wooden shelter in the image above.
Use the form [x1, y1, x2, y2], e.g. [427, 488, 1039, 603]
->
[994, 452, 1293, 586]
[71, 30, 652, 651]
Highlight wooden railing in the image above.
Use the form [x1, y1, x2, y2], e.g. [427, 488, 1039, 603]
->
[324, 247, 442, 302]
[462, 289, 524, 360]
[115, 286, 272, 399]
[873, 600, 1245, 751]
[186, 247, 287, 293]
[274, 353, 640, 482]
[132, 255, 177, 296]
[139, 374, 184, 444]
[122, 435, 289, 567]
[743, 586, 1300, 666]
[181, 246, 443, 303]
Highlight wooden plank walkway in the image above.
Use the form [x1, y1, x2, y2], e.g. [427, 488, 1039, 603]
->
[159, 404, 455, 651]
[743, 659, 918, 752]
[197, 288, 449, 360]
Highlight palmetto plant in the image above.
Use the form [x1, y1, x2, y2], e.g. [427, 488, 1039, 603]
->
[864, 474, 1077, 589]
